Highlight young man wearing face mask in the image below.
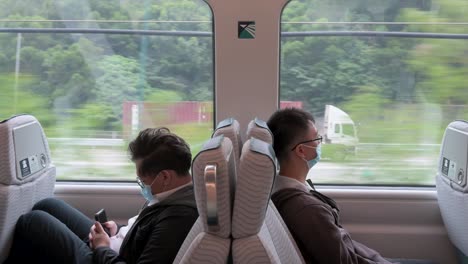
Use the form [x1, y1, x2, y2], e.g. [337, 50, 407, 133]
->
[6, 127, 198, 264]
[267, 108, 392, 264]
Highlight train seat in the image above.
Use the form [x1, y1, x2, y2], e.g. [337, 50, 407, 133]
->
[232, 137, 304, 263]
[173, 135, 235, 263]
[0, 115, 56, 262]
[245, 118, 305, 263]
[436, 120, 468, 263]
[212, 117, 240, 202]
[212, 117, 242, 170]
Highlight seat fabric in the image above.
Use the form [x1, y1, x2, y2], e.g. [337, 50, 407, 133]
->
[174, 135, 235, 264]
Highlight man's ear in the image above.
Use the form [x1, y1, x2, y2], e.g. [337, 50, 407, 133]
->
[294, 144, 306, 160]
[159, 170, 172, 187]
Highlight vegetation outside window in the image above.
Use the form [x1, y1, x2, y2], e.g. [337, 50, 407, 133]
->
[280, 0, 468, 185]
[0, 0, 214, 180]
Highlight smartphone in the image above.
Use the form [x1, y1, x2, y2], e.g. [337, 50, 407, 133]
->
[94, 209, 108, 224]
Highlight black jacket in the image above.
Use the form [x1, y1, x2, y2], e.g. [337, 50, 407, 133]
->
[93, 185, 198, 264]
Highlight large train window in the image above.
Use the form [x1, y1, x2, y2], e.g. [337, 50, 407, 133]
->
[0, 0, 213, 181]
[280, 0, 468, 185]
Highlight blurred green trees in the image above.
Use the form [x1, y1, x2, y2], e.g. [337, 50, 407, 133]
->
[0, 0, 213, 133]
[281, 0, 467, 144]
[0, 0, 467, 140]
[401, 0, 468, 106]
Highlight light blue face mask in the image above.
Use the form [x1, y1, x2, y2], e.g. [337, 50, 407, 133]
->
[305, 144, 321, 169]
[138, 176, 158, 202]
[140, 184, 154, 202]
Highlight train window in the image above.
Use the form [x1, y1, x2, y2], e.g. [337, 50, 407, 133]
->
[342, 124, 355, 138]
[280, 0, 468, 185]
[334, 124, 340, 134]
[0, 0, 213, 181]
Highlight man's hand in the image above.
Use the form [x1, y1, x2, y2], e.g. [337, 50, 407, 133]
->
[89, 222, 111, 249]
[103, 221, 118, 236]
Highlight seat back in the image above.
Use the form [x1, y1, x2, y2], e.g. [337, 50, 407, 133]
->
[244, 118, 305, 263]
[232, 138, 304, 264]
[436, 120, 468, 263]
[0, 115, 56, 262]
[212, 118, 240, 206]
[174, 135, 235, 263]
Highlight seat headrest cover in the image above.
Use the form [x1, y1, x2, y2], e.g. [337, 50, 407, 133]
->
[246, 118, 273, 145]
[191, 136, 235, 238]
[200, 134, 224, 152]
[437, 120, 468, 192]
[232, 138, 278, 238]
[214, 117, 234, 130]
[213, 118, 241, 165]
[254, 118, 269, 130]
[0, 115, 52, 185]
[249, 137, 276, 165]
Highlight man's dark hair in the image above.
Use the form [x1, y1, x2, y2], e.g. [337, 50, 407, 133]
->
[267, 108, 315, 162]
[128, 127, 191, 177]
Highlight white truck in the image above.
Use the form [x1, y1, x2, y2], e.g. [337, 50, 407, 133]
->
[318, 105, 358, 160]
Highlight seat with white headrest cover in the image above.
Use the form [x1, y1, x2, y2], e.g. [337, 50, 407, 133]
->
[436, 120, 468, 263]
[0, 115, 56, 262]
[244, 118, 305, 263]
[232, 137, 304, 263]
[212, 118, 241, 169]
[246, 118, 274, 144]
[174, 135, 235, 264]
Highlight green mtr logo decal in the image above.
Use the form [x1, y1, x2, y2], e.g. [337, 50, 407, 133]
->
[238, 21, 255, 39]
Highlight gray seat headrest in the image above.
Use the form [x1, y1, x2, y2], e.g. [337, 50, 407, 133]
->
[191, 135, 235, 238]
[246, 118, 273, 145]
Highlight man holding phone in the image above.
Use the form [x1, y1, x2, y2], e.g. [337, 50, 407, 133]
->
[6, 128, 198, 264]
